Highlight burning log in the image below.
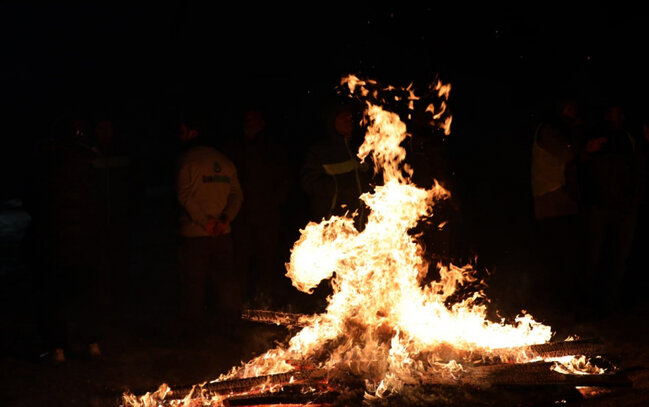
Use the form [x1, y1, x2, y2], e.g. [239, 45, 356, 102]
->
[492, 338, 606, 361]
[241, 309, 309, 327]
[241, 309, 609, 363]
[226, 385, 339, 406]
[163, 369, 328, 400]
[241, 310, 605, 358]
[134, 362, 630, 406]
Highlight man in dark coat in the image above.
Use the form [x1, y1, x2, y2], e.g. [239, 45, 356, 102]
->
[23, 116, 105, 362]
[300, 99, 372, 229]
[223, 107, 290, 306]
[581, 102, 643, 312]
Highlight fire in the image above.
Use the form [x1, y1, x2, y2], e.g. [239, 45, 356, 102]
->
[124, 75, 610, 405]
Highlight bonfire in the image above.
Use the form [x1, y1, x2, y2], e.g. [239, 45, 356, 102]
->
[123, 75, 628, 407]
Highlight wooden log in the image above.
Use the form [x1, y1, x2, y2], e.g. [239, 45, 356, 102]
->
[130, 363, 630, 407]
[241, 309, 310, 327]
[167, 369, 328, 400]
[225, 385, 338, 406]
[240, 310, 605, 363]
[491, 338, 605, 361]
[463, 362, 631, 388]
[415, 339, 607, 368]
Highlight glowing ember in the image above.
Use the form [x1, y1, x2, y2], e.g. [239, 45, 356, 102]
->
[124, 75, 613, 406]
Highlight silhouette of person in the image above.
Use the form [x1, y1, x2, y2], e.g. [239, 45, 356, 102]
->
[91, 116, 134, 319]
[223, 106, 290, 306]
[23, 114, 104, 362]
[406, 103, 458, 265]
[530, 95, 584, 309]
[174, 112, 244, 339]
[581, 101, 643, 313]
[300, 98, 372, 229]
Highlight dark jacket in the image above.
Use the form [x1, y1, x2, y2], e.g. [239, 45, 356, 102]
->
[223, 131, 290, 225]
[300, 128, 371, 224]
[23, 136, 102, 267]
[581, 128, 642, 212]
[531, 117, 581, 219]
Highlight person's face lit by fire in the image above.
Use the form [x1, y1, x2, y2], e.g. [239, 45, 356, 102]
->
[243, 110, 266, 141]
[334, 109, 354, 140]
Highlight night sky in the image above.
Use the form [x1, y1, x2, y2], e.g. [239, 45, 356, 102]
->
[3, 6, 649, 405]
[2, 3, 649, 207]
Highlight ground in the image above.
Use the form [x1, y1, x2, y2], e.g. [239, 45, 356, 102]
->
[1, 191, 648, 407]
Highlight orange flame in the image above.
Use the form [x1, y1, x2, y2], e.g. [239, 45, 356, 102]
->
[125, 75, 608, 405]
[235, 76, 554, 395]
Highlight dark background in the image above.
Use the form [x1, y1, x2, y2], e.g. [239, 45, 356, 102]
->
[2, 3, 648, 215]
[1, 4, 649, 405]
[3, 3, 648, 276]
[2, 3, 649, 315]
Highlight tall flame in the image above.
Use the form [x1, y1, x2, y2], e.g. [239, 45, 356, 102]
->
[126, 75, 564, 405]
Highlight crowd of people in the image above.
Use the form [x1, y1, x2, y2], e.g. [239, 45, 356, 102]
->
[17, 89, 649, 365]
[19, 95, 390, 363]
[531, 94, 649, 319]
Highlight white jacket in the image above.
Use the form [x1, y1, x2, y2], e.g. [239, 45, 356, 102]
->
[175, 146, 243, 237]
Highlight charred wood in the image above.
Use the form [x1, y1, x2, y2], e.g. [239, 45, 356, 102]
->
[463, 362, 631, 388]
[226, 387, 339, 406]
[168, 369, 328, 400]
[241, 309, 310, 327]
[492, 338, 605, 362]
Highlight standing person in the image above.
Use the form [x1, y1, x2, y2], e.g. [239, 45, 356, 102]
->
[581, 102, 643, 314]
[223, 106, 290, 307]
[406, 102, 459, 265]
[22, 114, 104, 362]
[530, 95, 584, 310]
[175, 113, 244, 340]
[92, 116, 134, 321]
[300, 98, 372, 229]
[628, 117, 649, 304]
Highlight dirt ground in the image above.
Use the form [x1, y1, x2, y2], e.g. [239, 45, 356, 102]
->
[2, 297, 648, 407]
[2, 195, 649, 407]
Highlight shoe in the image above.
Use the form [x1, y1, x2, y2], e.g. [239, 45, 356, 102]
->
[53, 348, 66, 363]
[88, 342, 102, 357]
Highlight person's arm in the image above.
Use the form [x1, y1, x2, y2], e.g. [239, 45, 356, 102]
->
[175, 160, 210, 228]
[537, 124, 577, 163]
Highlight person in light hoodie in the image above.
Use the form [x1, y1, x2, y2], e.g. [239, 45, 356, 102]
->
[174, 111, 243, 339]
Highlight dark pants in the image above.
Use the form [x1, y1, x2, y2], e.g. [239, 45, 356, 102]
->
[34, 263, 71, 351]
[34, 262, 107, 352]
[97, 222, 131, 315]
[232, 218, 281, 304]
[585, 207, 637, 308]
[178, 235, 240, 331]
[533, 214, 582, 309]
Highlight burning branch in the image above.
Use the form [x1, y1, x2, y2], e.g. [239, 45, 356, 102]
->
[241, 309, 309, 327]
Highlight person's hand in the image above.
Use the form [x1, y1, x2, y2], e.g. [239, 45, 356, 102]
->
[585, 137, 607, 153]
[205, 216, 229, 236]
[212, 217, 229, 236]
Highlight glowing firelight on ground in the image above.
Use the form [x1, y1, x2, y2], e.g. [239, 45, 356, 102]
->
[124, 75, 607, 406]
